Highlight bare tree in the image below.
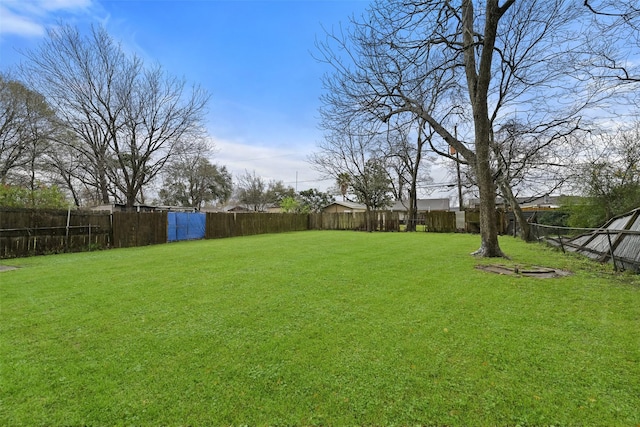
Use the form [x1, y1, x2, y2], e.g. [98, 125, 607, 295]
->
[20, 24, 209, 208]
[316, 0, 612, 256]
[110, 67, 209, 207]
[490, 120, 583, 241]
[20, 25, 128, 203]
[383, 118, 434, 231]
[234, 171, 294, 212]
[310, 118, 393, 230]
[0, 74, 56, 186]
[43, 135, 86, 207]
[584, 1, 640, 83]
[235, 170, 268, 211]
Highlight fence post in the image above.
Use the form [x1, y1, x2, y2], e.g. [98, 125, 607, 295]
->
[605, 229, 618, 272]
[65, 207, 71, 252]
[557, 227, 565, 253]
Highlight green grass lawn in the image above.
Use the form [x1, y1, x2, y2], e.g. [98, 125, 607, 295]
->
[1, 231, 639, 426]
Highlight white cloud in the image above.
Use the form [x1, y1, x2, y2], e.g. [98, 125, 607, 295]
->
[40, 0, 92, 11]
[0, 5, 44, 36]
[0, 0, 93, 37]
[212, 137, 333, 192]
[212, 137, 457, 202]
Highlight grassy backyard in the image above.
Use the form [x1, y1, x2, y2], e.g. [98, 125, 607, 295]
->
[1, 231, 639, 425]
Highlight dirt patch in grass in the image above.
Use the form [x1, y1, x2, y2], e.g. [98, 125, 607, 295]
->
[0, 265, 18, 273]
[476, 264, 572, 279]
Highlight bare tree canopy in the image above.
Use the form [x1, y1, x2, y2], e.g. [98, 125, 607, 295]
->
[235, 170, 295, 212]
[383, 118, 434, 231]
[19, 24, 210, 208]
[315, 0, 637, 256]
[584, 0, 640, 83]
[310, 121, 389, 207]
[0, 74, 57, 186]
[488, 119, 585, 241]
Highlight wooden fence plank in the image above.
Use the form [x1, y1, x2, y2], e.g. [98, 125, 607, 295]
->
[464, 209, 506, 234]
[423, 211, 456, 233]
[3, 208, 456, 259]
[0, 208, 111, 258]
[205, 212, 308, 239]
[111, 211, 167, 248]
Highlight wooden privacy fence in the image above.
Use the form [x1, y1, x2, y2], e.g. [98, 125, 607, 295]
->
[111, 211, 167, 248]
[309, 211, 400, 231]
[421, 211, 457, 233]
[206, 212, 308, 239]
[375, 211, 401, 231]
[310, 212, 367, 230]
[0, 208, 111, 258]
[464, 209, 507, 234]
[1, 208, 457, 258]
[0, 208, 168, 258]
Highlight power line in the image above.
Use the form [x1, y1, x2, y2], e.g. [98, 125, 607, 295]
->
[282, 177, 334, 185]
[416, 182, 457, 188]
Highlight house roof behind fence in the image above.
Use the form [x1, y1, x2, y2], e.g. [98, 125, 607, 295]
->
[324, 201, 367, 211]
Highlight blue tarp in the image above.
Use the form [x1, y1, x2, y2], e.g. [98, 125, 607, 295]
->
[167, 212, 206, 242]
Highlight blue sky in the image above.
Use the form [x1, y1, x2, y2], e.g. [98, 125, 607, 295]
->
[0, 0, 372, 192]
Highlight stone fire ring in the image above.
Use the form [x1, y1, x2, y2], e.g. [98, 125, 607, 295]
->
[476, 264, 572, 279]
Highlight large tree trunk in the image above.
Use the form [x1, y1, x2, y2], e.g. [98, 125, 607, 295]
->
[473, 141, 504, 257]
[98, 169, 110, 204]
[406, 129, 423, 232]
[125, 188, 137, 208]
[365, 205, 373, 232]
[463, 0, 506, 257]
[406, 180, 418, 232]
[95, 148, 110, 204]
